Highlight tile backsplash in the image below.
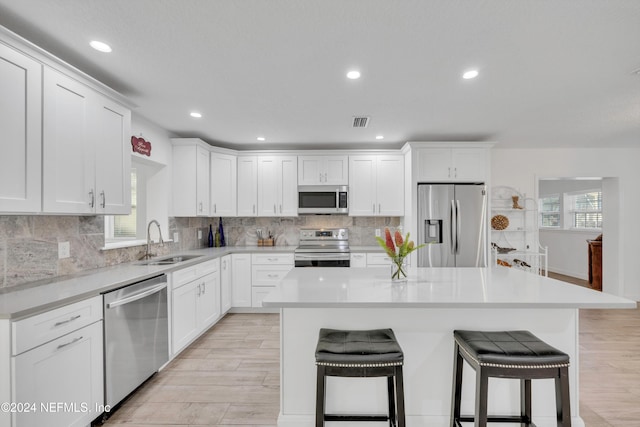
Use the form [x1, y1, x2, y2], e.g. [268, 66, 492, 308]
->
[0, 215, 399, 289]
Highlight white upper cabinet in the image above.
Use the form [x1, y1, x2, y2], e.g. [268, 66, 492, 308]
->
[93, 94, 132, 214]
[298, 155, 348, 185]
[42, 69, 131, 214]
[376, 155, 405, 216]
[0, 43, 42, 213]
[172, 140, 210, 217]
[210, 151, 237, 216]
[42, 69, 92, 214]
[257, 155, 297, 216]
[349, 154, 404, 216]
[415, 147, 487, 182]
[237, 156, 258, 216]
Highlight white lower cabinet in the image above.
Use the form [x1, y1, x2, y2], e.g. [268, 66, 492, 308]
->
[251, 253, 293, 308]
[10, 296, 104, 427]
[366, 252, 393, 266]
[220, 255, 232, 314]
[351, 252, 392, 267]
[231, 253, 252, 307]
[350, 252, 367, 268]
[171, 260, 220, 356]
[13, 321, 103, 427]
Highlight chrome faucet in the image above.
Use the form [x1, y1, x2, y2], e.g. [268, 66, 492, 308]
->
[141, 219, 164, 260]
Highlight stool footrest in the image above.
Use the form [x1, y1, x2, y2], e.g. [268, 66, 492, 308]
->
[325, 414, 389, 422]
[456, 415, 536, 426]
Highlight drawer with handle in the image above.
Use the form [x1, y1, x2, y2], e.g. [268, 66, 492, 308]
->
[12, 295, 102, 355]
[251, 265, 292, 286]
[251, 253, 294, 265]
[172, 259, 219, 288]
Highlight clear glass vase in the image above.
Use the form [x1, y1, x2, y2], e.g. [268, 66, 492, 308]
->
[390, 257, 408, 282]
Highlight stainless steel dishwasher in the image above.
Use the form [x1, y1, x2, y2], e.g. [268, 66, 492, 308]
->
[103, 274, 168, 408]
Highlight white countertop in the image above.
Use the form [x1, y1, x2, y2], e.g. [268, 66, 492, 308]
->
[262, 267, 636, 309]
[0, 246, 297, 320]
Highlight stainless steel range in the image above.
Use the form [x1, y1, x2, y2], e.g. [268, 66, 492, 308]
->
[295, 228, 350, 267]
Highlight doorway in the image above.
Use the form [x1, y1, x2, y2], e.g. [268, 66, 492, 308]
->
[536, 177, 620, 295]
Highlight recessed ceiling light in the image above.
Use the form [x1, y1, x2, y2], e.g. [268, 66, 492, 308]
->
[257, 137, 266, 141]
[463, 69, 479, 79]
[375, 135, 384, 140]
[346, 70, 361, 79]
[190, 112, 202, 118]
[89, 40, 112, 53]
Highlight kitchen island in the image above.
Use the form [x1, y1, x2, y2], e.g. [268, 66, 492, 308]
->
[262, 267, 635, 427]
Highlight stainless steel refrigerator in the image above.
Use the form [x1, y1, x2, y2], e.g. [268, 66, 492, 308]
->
[418, 183, 487, 267]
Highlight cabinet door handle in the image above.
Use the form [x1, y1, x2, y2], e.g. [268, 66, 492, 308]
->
[324, 172, 327, 182]
[448, 167, 451, 178]
[54, 314, 81, 327]
[279, 204, 282, 213]
[273, 204, 276, 213]
[199, 202, 203, 212]
[253, 204, 256, 214]
[56, 336, 83, 351]
[267, 258, 278, 261]
[201, 282, 206, 295]
[213, 203, 217, 213]
[89, 190, 95, 208]
[100, 190, 106, 208]
[267, 274, 279, 278]
[373, 203, 376, 214]
[454, 167, 458, 178]
[378, 203, 381, 214]
[197, 283, 202, 296]
[320, 172, 323, 182]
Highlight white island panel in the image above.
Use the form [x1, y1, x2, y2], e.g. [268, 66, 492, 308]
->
[264, 268, 635, 427]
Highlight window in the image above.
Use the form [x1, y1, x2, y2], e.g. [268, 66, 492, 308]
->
[539, 189, 602, 230]
[539, 195, 561, 228]
[568, 190, 602, 229]
[105, 168, 140, 243]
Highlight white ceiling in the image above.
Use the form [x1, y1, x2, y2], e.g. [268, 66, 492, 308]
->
[0, 0, 639, 150]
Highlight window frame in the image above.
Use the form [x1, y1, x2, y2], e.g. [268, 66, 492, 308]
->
[566, 189, 602, 230]
[539, 194, 561, 229]
[539, 188, 602, 231]
[104, 163, 147, 248]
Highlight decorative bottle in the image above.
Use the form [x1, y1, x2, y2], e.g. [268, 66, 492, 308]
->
[219, 217, 226, 247]
[208, 224, 214, 248]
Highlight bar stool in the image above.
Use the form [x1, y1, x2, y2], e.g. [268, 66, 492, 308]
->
[451, 330, 571, 427]
[315, 328, 406, 427]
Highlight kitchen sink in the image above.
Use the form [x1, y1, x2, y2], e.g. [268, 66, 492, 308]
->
[136, 254, 204, 266]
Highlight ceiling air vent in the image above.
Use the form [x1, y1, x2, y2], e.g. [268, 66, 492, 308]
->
[352, 116, 370, 128]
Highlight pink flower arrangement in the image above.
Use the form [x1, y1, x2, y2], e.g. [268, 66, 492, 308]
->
[375, 228, 424, 280]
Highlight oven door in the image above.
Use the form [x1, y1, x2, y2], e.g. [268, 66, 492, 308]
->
[294, 252, 350, 267]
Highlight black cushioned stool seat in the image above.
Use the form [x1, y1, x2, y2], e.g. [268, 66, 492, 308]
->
[315, 328, 405, 427]
[451, 330, 571, 427]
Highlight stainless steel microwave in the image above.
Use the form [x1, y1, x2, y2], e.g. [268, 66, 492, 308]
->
[298, 185, 348, 214]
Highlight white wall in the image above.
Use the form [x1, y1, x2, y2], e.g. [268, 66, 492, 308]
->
[492, 148, 638, 300]
[130, 113, 175, 236]
[540, 229, 600, 279]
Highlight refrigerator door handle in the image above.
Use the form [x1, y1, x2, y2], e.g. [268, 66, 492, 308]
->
[456, 200, 461, 255]
[450, 200, 456, 255]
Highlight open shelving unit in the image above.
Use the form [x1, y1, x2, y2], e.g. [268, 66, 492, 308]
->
[490, 186, 548, 276]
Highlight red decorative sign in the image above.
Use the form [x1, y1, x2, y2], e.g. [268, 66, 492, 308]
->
[131, 136, 152, 156]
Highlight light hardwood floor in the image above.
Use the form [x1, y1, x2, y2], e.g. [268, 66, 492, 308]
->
[100, 314, 280, 426]
[100, 305, 640, 426]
